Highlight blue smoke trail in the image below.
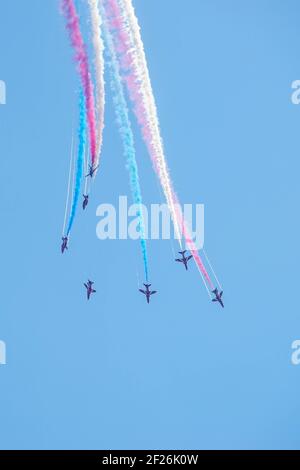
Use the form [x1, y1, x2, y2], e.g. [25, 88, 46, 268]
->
[67, 91, 87, 235]
[103, 23, 149, 282]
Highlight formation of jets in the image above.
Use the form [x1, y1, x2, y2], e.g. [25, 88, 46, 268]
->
[61, 237, 224, 307]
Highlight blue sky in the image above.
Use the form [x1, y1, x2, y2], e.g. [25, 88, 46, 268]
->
[0, 0, 300, 450]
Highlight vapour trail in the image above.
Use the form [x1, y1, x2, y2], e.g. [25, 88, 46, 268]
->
[203, 249, 223, 291]
[84, 146, 89, 195]
[62, 131, 75, 235]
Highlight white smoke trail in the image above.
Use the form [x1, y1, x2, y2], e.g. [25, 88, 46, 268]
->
[115, 0, 183, 247]
[87, 0, 105, 167]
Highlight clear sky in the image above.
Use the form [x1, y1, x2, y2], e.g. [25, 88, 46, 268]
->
[0, 0, 300, 450]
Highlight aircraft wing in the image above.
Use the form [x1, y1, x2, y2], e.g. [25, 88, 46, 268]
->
[187, 255, 193, 261]
[150, 290, 157, 295]
[139, 289, 146, 294]
[175, 259, 182, 263]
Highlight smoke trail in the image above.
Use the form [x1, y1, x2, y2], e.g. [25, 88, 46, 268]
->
[61, 0, 97, 167]
[102, 18, 149, 282]
[67, 91, 87, 235]
[87, 0, 105, 167]
[102, 0, 182, 246]
[102, 0, 214, 289]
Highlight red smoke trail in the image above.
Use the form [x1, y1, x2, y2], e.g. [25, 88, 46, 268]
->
[62, 0, 97, 166]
